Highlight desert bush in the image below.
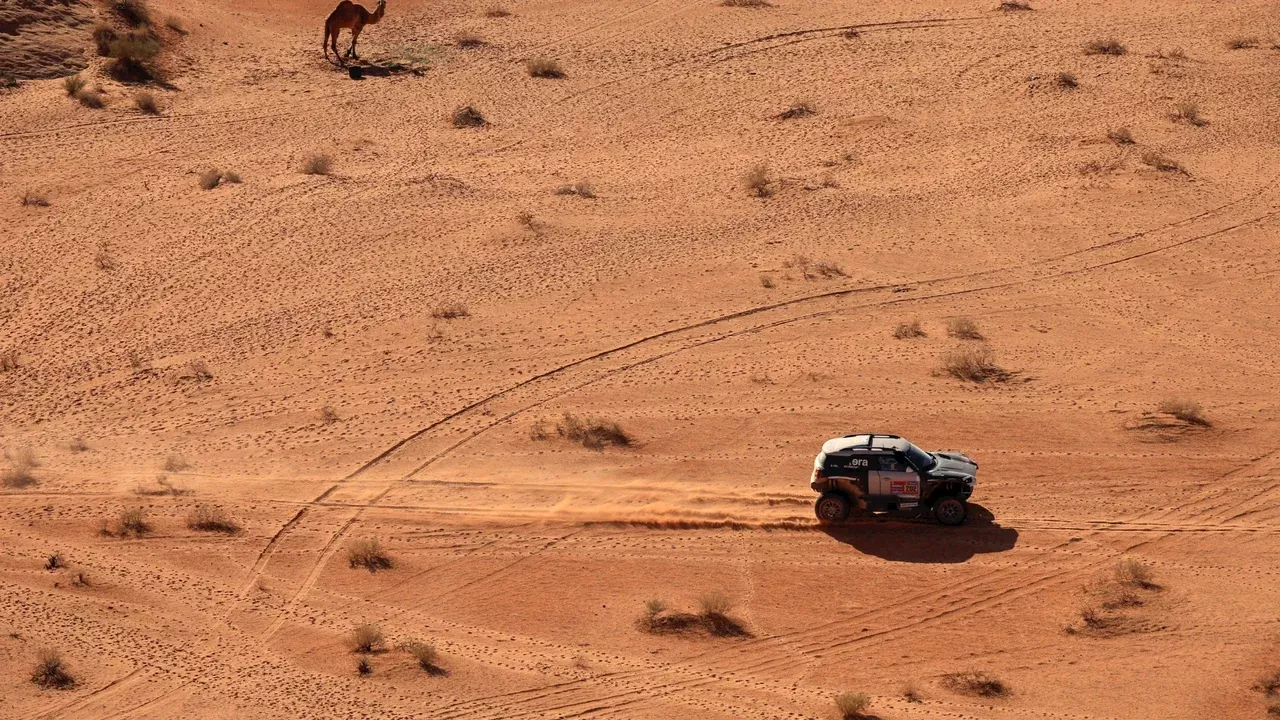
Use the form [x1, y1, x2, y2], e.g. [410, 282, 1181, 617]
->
[69, 437, 89, 453]
[2, 449, 38, 488]
[187, 505, 240, 533]
[783, 254, 845, 279]
[92, 24, 118, 55]
[134, 91, 161, 114]
[1227, 36, 1259, 50]
[902, 683, 924, 702]
[320, 406, 340, 424]
[697, 591, 733, 618]
[722, 0, 772, 6]
[107, 32, 161, 83]
[45, 552, 65, 570]
[776, 100, 815, 120]
[1170, 103, 1206, 126]
[527, 57, 565, 78]
[1084, 38, 1126, 56]
[894, 320, 926, 339]
[946, 316, 983, 340]
[432, 303, 470, 319]
[76, 88, 106, 109]
[1106, 127, 1135, 145]
[1255, 669, 1280, 696]
[834, 691, 871, 719]
[1158, 398, 1209, 426]
[529, 420, 549, 440]
[31, 649, 75, 689]
[348, 537, 393, 572]
[350, 623, 385, 652]
[63, 74, 86, 95]
[644, 598, 668, 617]
[118, 507, 149, 535]
[1114, 558, 1158, 589]
[198, 169, 222, 190]
[455, 31, 485, 48]
[555, 412, 631, 451]
[743, 163, 775, 197]
[356, 656, 372, 675]
[301, 154, 332, 175]
[452, 105, 487, 127]
[941, 670, 1009, 697]
[1141, 150, 1186, 174]
[0, 349, 19, 371]
[697, 591, 749, 637]
[554, 181, 596, 198]
[1079, 604, 1105, 628]
[165, 15, 186, 34]
[20, 191, 49, 207]
[403, 639, 441, 671]
[95, 247, 116, 270]
[484, 6, 511, 16]
[759, 275, 776, 289]
[222, 171, 241, 183]
[163, 454, 190, 472]
[112, 0, 152, 26]
[939, 345, 1006, 383]
[1055, 71, 1078, 89]
[998, 0, 1031, 9]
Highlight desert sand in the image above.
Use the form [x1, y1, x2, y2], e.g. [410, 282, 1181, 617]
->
[3, 0, 1280, 717]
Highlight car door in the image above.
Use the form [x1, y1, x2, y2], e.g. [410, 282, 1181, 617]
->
[874, 453, 920, 500]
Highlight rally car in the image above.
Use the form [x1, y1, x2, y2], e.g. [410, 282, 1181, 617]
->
[810, 434, 978, 525]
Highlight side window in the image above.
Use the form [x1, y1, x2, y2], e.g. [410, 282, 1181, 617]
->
[877, 455, 902, 473]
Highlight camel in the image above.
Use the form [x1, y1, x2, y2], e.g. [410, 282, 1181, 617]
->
[323, 0, 386, 64]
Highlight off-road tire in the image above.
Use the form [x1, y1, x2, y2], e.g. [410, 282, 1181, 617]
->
[934, 496, 967, 526]
[815, 492, 851, 524]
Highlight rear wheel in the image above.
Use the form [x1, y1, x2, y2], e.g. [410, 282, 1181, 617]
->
[934, 496, 967, 526]
[815, 492, 851, 523]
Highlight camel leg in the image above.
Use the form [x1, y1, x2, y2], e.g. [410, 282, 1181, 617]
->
[333, 30, 346, 64]
[348, 26, 362, 59]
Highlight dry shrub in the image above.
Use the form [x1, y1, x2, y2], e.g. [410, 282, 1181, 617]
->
[722, 0, 773, 6]
[432, 303, 470, 319]
[112, 0, 152, 26]
[350, 623, 384, 653]
[902, 683, 924, 702]
[529, 420, 550, 440]
[1158, 398, 1209, 426]
[21, 191, 50, 207]
[776, 100, 816, 120]
[320, 406, 340, 424]
[31, 649, 75, 689]
[163, 454, 190, 472]
[1055, 71, 1078, 89]
[941, 670, 1009, 697]
[2, 449, 38, 488]
[1141, 150, 1187, 174]
[696, 591, 749, 636]
[759, 275, 776, 289]
[1114, 558, 1158, 589]
[455, 31, 485, 48]
[555, 412, 631, 451]
[118, 507, 149, 535]
[92, 24, 118, 55]
[69, 437, 89, 453]
[1255, 669, 1280, 697]
[107, 32, 161, 83]
[348, 537, 393, 572]
[894, 320, 926, 339]
[1084, 38, 1126, 56]
[527, 57, 565, 78]
[301, 154, 333, 175]
[1227, 36, 1259, 50]
[165, 15, 187, 34]
[743, 163, 775, 198]
[45, 552, 65, 571]
[356, 656, 372, 675]
[134, 91, 161, 114]
[554, 181, 596, 198]
[939, 345, 1006, 383]
[998, 0, 1031, 9]
[403, 639, 443, 673]
[946, 316, 983, 340]
[484, 6, 511, 17]
[452, 105, 487, 128]
[63, 74, 86, 96]
[834, 691, 871, 719]
[187, 505, 240, 533]
[95, 247, 116, 270]
[1106, 127, 1135, 145]
[644, 597, 668, 617]
[76, 89, 105, 109]
[1170, 103, 1207, 127]
[1, 349, 20, 371]
[784, 254, 845, 279]
[1079, 604, 1106, 628]
[222, 171, 241, 183]
[198, 169, 222, 190]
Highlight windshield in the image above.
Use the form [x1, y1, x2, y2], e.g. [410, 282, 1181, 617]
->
[903, 442, 936, 471]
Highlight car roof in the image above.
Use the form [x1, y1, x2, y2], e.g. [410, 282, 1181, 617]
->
[821, 434, 909, 454]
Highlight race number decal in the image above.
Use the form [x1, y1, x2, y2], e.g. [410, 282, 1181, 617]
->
[890, 480, 906, 494]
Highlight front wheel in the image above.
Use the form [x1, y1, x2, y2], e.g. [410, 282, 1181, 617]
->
[815, 492, 851, 524]
[934, 496, 967, 526]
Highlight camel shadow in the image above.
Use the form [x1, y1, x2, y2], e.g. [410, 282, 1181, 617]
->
[337, 58, 426, 78]
[820, 504, 1018, 564]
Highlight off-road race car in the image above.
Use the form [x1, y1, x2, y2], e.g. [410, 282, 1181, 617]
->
[810, 434, 978, 525]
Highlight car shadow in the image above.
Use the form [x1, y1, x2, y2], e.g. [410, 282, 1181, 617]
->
[820, 504, 1018, 563]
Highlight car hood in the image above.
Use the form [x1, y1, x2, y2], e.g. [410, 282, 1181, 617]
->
[928, 452, 978, 478]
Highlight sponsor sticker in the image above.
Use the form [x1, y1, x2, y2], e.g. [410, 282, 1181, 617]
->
[890, 480, 906, 493]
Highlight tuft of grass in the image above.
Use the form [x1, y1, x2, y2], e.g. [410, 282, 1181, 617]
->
[186, 359, 213, 381]
[939, 345, 1007, 383]
[1170, 102, 1207, 127]
[555, 412, 632, 451]
[644, 598, 668, 617]
[165, 15, 187, 34]
[554, 181, 596, 198]
[1054, 71, 1078, 89]
[31, 649, 75, 689]
[903, 683, 924, 702]
[894, 320, 926, 339]
[2, 449, 38, 489]
[69, 437, 89, 453]
[1106, 127, 1135, 145]
[111, 0, 152, 26]
[529, 420, 550, 441]
[432, 303, 470, 319]
[134, 91, 161, 114]
[1141, 150, 1187, 174]
[222, 170, 241, 184]
[301, 154, 333, 175]
[403, 639, 442, 672]
[941, 670, 1010, 697]
[163, 454, 190, 472]
[93, 24, 118, 55]
[1114, 558, 1158, 589]
[1227, 36, 1259, 50]
[76, 88, 106, 109]
[452, 105, 487, 128]
[320, 406, 340, 424]
[1158, 398, 1209, 426]
[722, 0, 773, 6]
[356, 656, 373, 675]
[776, 100, 816, 120]
[946, 316, 983, 340]
[759, 274, 776, 289]
[63, 74, 86, 96]
[696, 591, 749, 637]
[455, 31, 485, 48]
[187, 505, 240, 533]
[998, 0, 1032, 9]
[95, 247, 116, 270]
[484, 6, 511, 17]
[834, 691, 871, 719]
[198, 169, 223, 190]
[1083, 38, 1127, 56]
[526, 57, 565, 78]
[743, 163, 775, 198]
[697, 591, 733, 618]
[348, 538, 393, 572]
[45, 552, 65, 571]
[1254, 670, 1280, 697]
[1, 348, 20, 371]
[21, 191, 50, 207]
[107, 32, 161, 83]
[118, 507, 149, 535]
[351, 623, 385, 653]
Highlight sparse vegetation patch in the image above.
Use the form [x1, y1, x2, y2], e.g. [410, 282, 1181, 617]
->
[554, 412, 631, 451]
[1054, 71, 1078, 89]
[63, 74, 85, 96]
[939, 345, 1007, 383]
[452, 105, 487, 128]
[31, 649, 75, 689]
[348, 537, 393, 572]
[301, 154, 333, 175]
[432, 303, 470, 319]
[527, 57, 565, 78]
[941, 670, 1010, 697]
[1157, 398, 1209, 426]
[554, 181, 596, 198]
[743, 163, 775, 198]
[722, 0, 773, 6]
[1170, 102, 1207, 126]
[112, 0, 152, 27]
[134, 91, 161, 114]
[776, 100, 815, 120]
[894, 320, 926, 339]
[834, 691, 871, 719]
[1084, 38, 1126, 56]
[640, 594, 750, 637]
[1141, 150, 1187, 174]
[998, 0, 1032, 9]
[350, 623, 385, 653]
[946, 316, 983, 340]
[402, 639, 444, 673]
[1228, 36, 1259, 50]
[1107, 127, 1135, 145]
[455, 31, 485, 48]
[784, 254, 845, 280]
[118, 507, 150, 535]
[199, 169, 223, 190]
[21, 191, 50, 207]
[187, 505, 240, 533]
[2, 448, 38, 489]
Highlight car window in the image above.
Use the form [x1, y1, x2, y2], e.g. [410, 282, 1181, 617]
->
[879, 456, 902, 473]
